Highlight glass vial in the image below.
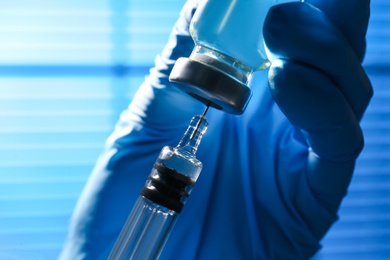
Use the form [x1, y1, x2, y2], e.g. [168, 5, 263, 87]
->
[191, 0, 296, 71]
[109, 114, 208, 260]
[170, 0, 295, 115]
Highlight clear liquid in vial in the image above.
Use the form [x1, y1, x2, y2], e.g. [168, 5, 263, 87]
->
[191, 0, 293, 70]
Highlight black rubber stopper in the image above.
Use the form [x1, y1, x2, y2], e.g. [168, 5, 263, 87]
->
[140, 163, 195, 213]
[169, 57, 252, 115]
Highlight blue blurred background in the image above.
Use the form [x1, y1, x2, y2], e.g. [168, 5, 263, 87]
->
[0, 0, 388, 259]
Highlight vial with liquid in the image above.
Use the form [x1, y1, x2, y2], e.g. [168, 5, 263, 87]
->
[170, 0, 296, 115]
[192, 0, 278, 70]
[109, 114, 208, 259]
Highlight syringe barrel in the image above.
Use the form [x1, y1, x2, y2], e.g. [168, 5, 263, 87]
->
[108, 197, 178, 260]
[109, 115, 207, 259]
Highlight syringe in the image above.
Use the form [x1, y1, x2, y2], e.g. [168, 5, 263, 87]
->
[109, 107, 209, 259]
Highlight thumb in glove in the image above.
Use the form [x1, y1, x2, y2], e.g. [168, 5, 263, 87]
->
[125, 0, 203, 134]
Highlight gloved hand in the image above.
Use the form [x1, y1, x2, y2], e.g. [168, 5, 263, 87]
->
[263, 0, 372, 211]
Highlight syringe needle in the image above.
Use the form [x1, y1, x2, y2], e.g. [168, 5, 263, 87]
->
[201, 105, 210, 118]
[190, 105, 209, 140]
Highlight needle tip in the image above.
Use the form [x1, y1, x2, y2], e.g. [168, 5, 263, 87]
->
[190, 105, 209, 140]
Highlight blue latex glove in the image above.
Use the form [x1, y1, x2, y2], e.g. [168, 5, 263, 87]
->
[59, 0, 372, 259]
[263, 0, 372, 211]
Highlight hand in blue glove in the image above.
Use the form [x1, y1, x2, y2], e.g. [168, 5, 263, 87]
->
[263, 0, 372, 210]
[59, 0, 372, 259]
